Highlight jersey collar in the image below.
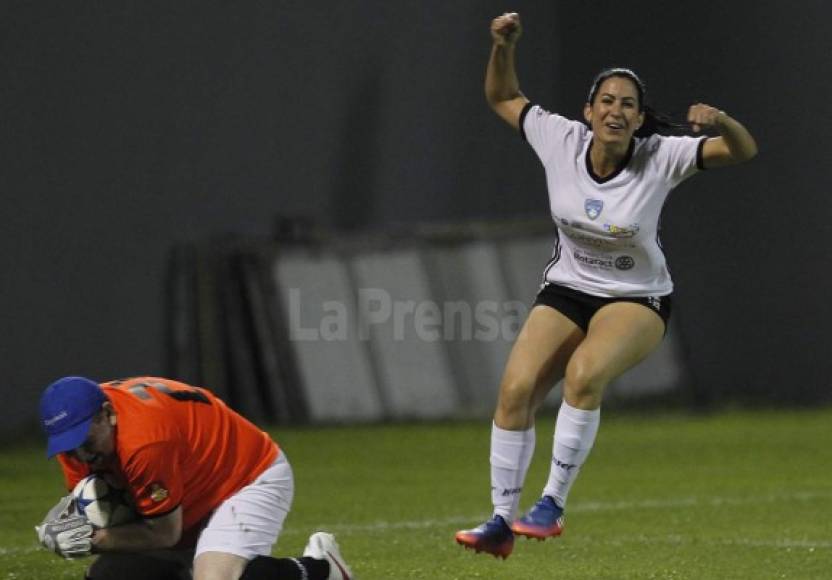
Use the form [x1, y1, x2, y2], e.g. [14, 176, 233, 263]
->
[585, 137, 635, 184]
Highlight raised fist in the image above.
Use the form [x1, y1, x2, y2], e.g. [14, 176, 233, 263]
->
[688, 103, 725, 133]
[491, 12, 522, 46]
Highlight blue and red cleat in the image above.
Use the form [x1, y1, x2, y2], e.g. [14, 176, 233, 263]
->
[455, 515, 515, 559]
[511, 495, 565, 540]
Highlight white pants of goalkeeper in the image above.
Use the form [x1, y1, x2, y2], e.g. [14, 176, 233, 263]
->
[195, 452, 295, 560]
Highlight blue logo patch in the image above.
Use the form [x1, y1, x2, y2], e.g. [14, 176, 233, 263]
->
[585, 199, 604, 220]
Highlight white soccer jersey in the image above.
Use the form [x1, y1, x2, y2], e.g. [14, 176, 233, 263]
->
[521, 104, 706, 297]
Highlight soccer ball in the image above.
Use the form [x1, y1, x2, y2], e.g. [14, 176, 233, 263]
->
[72, 474, 137, 528]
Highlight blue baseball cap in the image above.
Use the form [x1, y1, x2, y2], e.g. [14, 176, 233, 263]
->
[40, 376, 106, 458]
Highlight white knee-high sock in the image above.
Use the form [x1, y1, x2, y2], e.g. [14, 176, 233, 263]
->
[490, 422, 536, 524]
[543, 401, 600, 508]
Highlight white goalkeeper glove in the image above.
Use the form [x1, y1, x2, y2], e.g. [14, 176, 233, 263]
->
[36, 515, 94, 558]
[35, 495, 95, 559]
[41, 494, 77, 522]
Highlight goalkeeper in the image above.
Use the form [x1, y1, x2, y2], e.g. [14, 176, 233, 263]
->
[36, 375, 353, 580]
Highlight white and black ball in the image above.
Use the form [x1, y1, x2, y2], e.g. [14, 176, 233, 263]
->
[72, 474, 137, 528]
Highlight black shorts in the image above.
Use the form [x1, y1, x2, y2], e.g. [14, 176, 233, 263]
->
[533, 282, 672, 333]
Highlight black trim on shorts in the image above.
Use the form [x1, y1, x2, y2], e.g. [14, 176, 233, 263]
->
[696, 137, 707, 170]
[533, 282, 671, 333]
[518, 102, 534, 141]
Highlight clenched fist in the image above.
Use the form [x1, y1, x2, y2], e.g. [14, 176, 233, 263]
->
[688, 103, 726, 133]
[491, 12, 522, 46]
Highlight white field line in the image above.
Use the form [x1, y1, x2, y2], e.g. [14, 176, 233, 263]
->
[0, 546, 40, 556]
[5, 537, 830, 560]
[288, 490, 832, 550]
[5, 491, 830, 557]
[576, 534, 832, 550]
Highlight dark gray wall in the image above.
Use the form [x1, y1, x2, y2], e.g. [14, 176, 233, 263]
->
[2, 1, 830, 437]
[0, 1, 559, 434]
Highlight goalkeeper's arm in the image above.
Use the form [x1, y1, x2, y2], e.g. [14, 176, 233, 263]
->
[91, 505, 183, 552]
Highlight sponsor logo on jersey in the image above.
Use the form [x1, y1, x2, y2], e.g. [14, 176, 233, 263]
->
[584, 199, 604, 220]
[615, 256, 635, 270]
[603, 223, 640, 238]
[566, 231, 637, 250]
[574, 251, 613, 269]
[149, 483, 169, 503]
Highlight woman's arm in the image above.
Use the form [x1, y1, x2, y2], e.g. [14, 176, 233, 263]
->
[688, 103, 758, 168]
[485, 12, 530, 130]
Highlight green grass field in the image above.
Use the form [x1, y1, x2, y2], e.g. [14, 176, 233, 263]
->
[2, 408, 831, 579]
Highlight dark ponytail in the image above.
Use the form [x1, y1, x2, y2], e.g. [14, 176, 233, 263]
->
[587, 68, 687, 137]
[636, 105, 687, 137]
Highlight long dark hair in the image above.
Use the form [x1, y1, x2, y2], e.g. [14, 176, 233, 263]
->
[586, 68, 685, 137]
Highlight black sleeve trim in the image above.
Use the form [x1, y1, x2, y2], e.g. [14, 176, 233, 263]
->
[518, 102, 534, 142]
[696, 137, 707, 170]
[141, 504, 181, 521]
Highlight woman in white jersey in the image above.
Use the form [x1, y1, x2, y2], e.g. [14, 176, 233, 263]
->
[456, 12, 757, 559]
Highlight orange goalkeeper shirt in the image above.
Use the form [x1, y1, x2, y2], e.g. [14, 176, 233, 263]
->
[57, 377, 279, 532]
